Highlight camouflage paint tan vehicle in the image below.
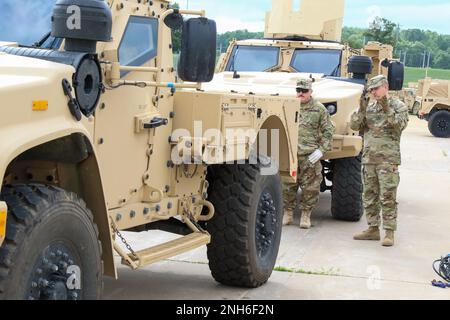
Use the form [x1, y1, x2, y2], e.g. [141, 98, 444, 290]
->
[216, 0, 404, 222]
[0, 0, 303, 299]
[403, 88, 419, 114]
[390, 84, 418, 115]
[417, 78, 450, 138]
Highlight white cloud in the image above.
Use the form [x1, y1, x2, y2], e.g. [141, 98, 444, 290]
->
[178, 0, 268, 32]
[346, 2, 450, 33]
[194, 0, 450, 34]
[365, 5, 382, 27]
[214, 16, 264, 33]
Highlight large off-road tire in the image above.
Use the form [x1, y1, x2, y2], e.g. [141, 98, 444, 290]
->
[0, 184, 102, 300]
[331, 156, 363, 221]
[206, 162, 283, 288]
[428, 110, 450, 138]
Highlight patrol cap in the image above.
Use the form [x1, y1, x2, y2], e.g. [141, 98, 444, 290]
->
[367, 75, 388, 90]
[296, 78, 313, 90]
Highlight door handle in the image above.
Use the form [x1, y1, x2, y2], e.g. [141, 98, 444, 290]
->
[143, 117, 168, 129]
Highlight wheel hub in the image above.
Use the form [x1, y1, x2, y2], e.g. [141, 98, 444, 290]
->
[255, 191, 277, 258]
[44, 281, 68, 300]
[27, 245, 80, 300]
[437, 119, 449, 132]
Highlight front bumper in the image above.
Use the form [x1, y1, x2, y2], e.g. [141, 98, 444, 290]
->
[325, 134, 363, 160]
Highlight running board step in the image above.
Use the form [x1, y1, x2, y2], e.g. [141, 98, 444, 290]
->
[122, 232, 211, 268]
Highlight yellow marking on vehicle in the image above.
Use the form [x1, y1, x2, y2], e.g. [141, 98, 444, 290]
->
[0, 209, 7, 243]
[32, 100, 48, 111]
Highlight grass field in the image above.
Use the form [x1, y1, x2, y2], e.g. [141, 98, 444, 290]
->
[404, 67, 450, 85]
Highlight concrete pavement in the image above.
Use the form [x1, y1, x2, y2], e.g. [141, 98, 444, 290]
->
[103, 116, 450, 300]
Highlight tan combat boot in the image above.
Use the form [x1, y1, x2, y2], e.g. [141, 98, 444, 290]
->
[353, 226, 380, 240]
[299, 211, 311, 229]
[282, 209, 294, 226]
[382, 230, 394, 247]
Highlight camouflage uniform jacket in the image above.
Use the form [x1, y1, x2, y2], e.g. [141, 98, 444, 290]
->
[350, 96, 409, 165]
[297, 97, 335, 156]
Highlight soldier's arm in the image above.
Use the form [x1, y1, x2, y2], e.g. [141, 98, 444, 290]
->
[350, 89, 369, 132]
[386, 101, 409, 132]
[350, 110, 366, 132]
[319, 109, 335, 154]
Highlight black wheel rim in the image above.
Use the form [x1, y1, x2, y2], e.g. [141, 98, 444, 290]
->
[437, 118, 449, 132]
[26, 243, 81, 300]
[255, 190, 277, 259]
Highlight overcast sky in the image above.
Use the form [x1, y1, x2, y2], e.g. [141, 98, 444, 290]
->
[179, 0, 450, 34]
[0, 0, 448, 45]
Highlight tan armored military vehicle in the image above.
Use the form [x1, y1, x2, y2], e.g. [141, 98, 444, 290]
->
[391, 87, 418, 114]
[216, 0, 404, 222]
[417, 78, 450, 138]
[0, 0, 305, 299]
[406, 82, 421, 115]
[404, 88, 419, 114]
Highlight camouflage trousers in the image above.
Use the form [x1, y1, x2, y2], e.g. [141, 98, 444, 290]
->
[283, 156, 322, 214]
[363, 164, 400, 231]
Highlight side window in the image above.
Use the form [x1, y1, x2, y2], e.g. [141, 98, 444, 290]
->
[118, 16, 158, 73]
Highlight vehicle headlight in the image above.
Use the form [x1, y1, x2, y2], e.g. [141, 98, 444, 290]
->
[324, 103, 337, 115]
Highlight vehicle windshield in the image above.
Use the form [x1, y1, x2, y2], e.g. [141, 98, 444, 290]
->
[225, 45, 280, 72]
[290, 49, 342, 76]
[0, 0, 56, 46]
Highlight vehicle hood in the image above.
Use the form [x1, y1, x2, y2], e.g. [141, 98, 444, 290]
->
[0, 52, 74, 93]
[202, 71, 363, 101]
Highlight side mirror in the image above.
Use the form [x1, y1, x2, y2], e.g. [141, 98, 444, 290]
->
[381, 59, 404, 91]
[164, 12, 184, 30]
[387, 61, 404, 91]
[178, 18, 217, 83]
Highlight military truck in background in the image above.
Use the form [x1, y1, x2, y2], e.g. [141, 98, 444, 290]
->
[0, 0, 305, 299]
[215, 0, 405, 222]
[386, 81, 418, 115]
[405, 82, 422, 115]
[404, 88, 419, 114]
[417, 78, 450, 138]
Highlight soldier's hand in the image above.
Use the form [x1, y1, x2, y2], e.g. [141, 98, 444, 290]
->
[359, 88, 370, 113]
[380, 96, 389, 112]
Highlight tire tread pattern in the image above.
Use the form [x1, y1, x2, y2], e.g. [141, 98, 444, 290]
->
[0, 184, 102, 298]
[331, 157, 363, 222]
[206, 164, 267, 288]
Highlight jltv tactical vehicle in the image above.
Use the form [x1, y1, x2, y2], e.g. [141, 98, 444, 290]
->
[0, 0, 403, 300]
[216, 0, 404, 222]
[417, 78, 450, 138]
[0, 0, 302, 299]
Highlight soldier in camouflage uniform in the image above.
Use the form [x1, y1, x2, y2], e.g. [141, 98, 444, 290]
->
[351, 75, 409, 247]
[282, 78, 335, 229]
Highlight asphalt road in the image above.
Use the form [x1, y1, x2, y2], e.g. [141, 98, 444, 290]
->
[103, 116, 450, 300]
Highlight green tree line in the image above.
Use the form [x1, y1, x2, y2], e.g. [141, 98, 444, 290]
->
[170, 4, 450, 70]
[213, 24, 450, 70]
[342, 17, 450, 69]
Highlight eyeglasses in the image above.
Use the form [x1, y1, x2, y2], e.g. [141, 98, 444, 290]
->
[296, 88, 310, 94]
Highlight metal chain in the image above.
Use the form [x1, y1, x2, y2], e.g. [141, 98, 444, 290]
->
[111, 221, 138, 258]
